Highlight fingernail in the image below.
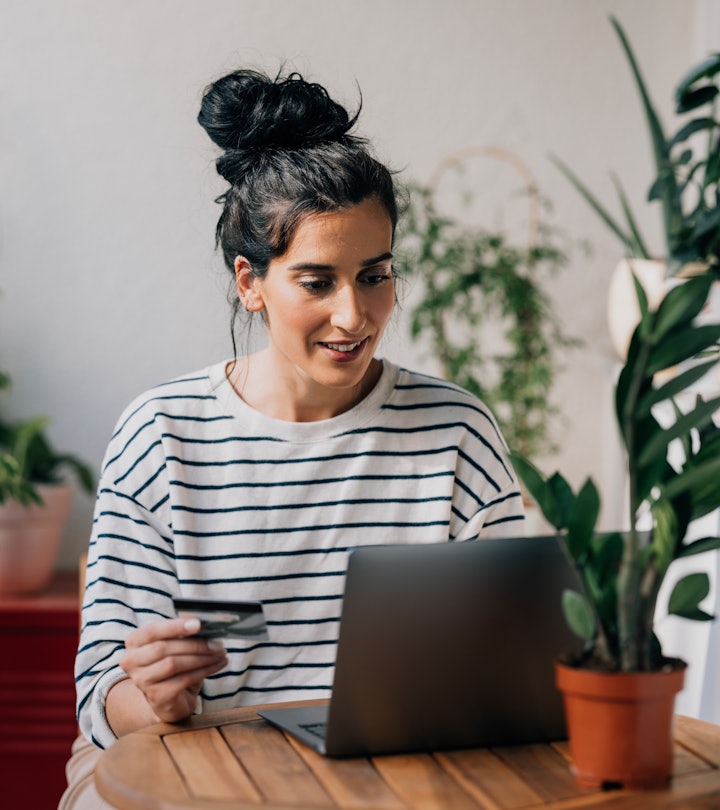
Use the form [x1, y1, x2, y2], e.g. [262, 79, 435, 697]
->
[208, 639, 226, 652]
[184, 618, 201, 632]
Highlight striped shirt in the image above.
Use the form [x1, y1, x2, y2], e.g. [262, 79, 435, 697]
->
[76, 359, 525, 747]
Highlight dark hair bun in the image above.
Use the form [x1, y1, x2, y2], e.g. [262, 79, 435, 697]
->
[198, 69, 359, 182]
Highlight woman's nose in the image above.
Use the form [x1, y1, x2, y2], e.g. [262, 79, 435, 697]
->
[330, 286, 367, 333]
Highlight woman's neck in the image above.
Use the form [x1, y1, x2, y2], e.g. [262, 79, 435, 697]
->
[226, 351, 383, 422]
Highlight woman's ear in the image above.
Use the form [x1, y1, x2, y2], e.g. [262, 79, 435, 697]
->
[234, 256, 265, 312]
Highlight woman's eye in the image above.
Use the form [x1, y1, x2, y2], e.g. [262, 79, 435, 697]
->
[361, 272, 392, 286]
[299, 278, 332, 292]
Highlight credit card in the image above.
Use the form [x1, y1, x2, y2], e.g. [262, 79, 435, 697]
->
[173, 597, 269, 640]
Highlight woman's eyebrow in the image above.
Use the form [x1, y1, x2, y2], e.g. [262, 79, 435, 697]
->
[361, 251, 393, 267]
[287, 262, 334, 272]
[287, 252, 393, 273]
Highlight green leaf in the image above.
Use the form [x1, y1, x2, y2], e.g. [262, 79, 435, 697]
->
[691, 208, 720, 240]
[615, 322, 656, 433]
[646, 324, 720, 375]
[615, 324, 652, 430]
[704, 153, 720, 188]
[676, 85, 719, 114]
[610, 174, 652, 258]
[650, 500, 677, 575]
[637, 394, 720, 468]
[609, 15, 683, 259]
[562, 589, 597, 641]
[652, 275, 714, 342]
[582, 561, 614, 624]
[52, 454, 95, 494]
[632, 272, 650, 322]
[592, 532, 623, 587]
[633, 408, 665, 460]
[637, 458, 673, 506]
[647, 177, 663, 202]
[548, 472, 575, 529]
[667, 573, 714, 620]
[675, 52, 720, 103]
[668, 117, 717, 148]
[637, 358, 719, 414]
[615, 353, 637, 431]
[549, 154, 636, 253]
[0, 455, 42, 506]
[670, 490, 693, 548]
[508, 453, 561, 529]
[678, 536, 720, 557]
[682, 429, 720, 518]
[565, 478, 600, 561]
[672, 398, 694, 461]
[689, 483, 720, 523]
[661, 453, 720, 503]
[648, 631, 664, 668]
[610, 15, 668, 172]
[10, 416, 49, 478]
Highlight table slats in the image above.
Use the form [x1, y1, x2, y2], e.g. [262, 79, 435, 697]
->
[164, 726, 261, 802]
[671, 742, 714, 778]
[437, 748, 545, 809]
[222, 718, 334, 807]
[94, 706, 720, 810]
[372, 751, 480, 809]
[288, 734, 406, 810]
[489, 744, 592, 805]
[95, 732, 190, 809]
[674, 716, 720, 769]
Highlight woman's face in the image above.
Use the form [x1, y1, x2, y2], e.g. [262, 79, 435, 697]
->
[237, 197, 395, 416]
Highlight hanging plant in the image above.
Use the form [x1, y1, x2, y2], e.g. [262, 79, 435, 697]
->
[395, 147, 579, 460]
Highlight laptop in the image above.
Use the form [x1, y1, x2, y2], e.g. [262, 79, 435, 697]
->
[258, 534, 581, 757]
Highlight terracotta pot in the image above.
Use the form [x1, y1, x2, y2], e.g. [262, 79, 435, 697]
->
[0, 484, 73, 594]
[555, 660, 686, 789]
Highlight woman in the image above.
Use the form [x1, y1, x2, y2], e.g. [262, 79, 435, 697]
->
[61, 67, 524, 808]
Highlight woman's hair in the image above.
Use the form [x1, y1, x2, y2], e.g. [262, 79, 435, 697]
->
[197, 68, 401, 341]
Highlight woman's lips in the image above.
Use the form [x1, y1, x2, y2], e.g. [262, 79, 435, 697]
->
[319, 337, 369, 361]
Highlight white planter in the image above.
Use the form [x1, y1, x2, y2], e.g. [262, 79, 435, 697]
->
[0, 484, 73, 594]
[607, 258, 720, 362]
[607, 258, 668, 360]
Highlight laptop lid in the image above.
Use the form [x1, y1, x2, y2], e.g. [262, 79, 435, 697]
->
[260, 535, 581, 757]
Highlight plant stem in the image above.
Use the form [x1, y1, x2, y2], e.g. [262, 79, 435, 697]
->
[578, 566, 615, 666]
[618, 527, 641, 671]
[617, 335, 653, 671]
[640, 563, 662, 670]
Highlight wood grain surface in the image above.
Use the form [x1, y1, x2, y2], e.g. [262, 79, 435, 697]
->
[95, 701, 720, 809]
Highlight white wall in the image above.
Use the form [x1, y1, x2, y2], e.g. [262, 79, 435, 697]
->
[0, 0, 704, 560]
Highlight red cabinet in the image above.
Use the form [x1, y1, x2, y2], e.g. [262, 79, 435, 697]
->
[0, 572, 80, 808]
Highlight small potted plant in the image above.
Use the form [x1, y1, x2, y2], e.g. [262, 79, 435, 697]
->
[511, 270, 720, 788]
[553, 16, 720, 357]
[396, 148, 577, 461]
[0, 371, 94, 594]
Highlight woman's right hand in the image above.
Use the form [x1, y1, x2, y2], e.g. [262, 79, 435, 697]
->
[111, 617, 228, 731]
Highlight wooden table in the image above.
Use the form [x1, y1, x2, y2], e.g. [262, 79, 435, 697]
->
[95, 699, 720, 809]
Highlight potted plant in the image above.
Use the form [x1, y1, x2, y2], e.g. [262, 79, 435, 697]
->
[552, 16, 720, 356]
[396, 149, 577, 461]
[510, 270, 720, 788]
[0, 371, 94, 594]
